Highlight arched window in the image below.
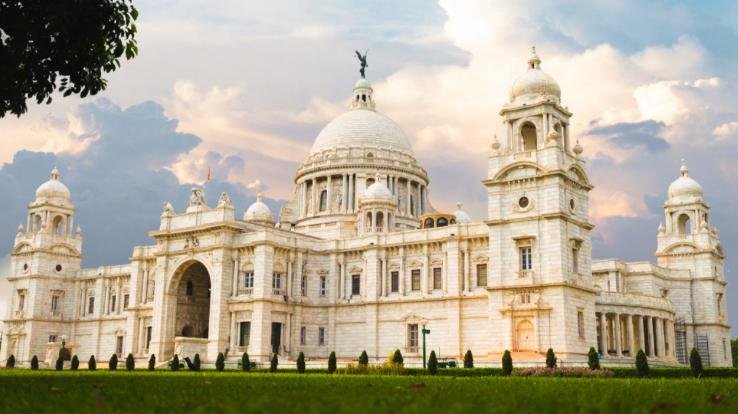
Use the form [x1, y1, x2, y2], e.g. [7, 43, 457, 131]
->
[34, 214, 42, 233]
[181, 325, 194, 337]
[678, 213, 691, 236]
[554, 122, 561, 134]
[186, 280, 194, 296]
[366, 212, 372, 230]
[437, 217, 448, 227]
[376, 212, 384, 231]
[52, 216, 64, 236]
[424, 218, 434, 228]
[362, 94, 366, 102]
[521, 122, 537, 151]
[319, 190, 328, 212]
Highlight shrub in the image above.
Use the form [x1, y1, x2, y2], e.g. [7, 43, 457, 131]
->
[392, 349, 404, 366]
[6, 355, 15, 368]
[215, 352, 224, 371]
[514, 367, 614, 377]
[193, 353, 202, 371]
[88, 355, 96, 371]
[690, 348, 703, 378]
[171, 354, 180, 371]
[358, 350, 369, 367]
[241, 352, 250, 372]
[297, 352, 306, 373]
[428, 350, 438, 375]
[55, 357, 63, 371]
[30, 355, 39, 370]
[270, 353, 278, 372]
[635, 350, 649, 377]
[148, 354, 156, 371]
[328, 352, 337, 374]
[587, 347, 600, 370]
[125, 353, 135, 371]
[502, 350, 513, 376]
[545, 348, 557, 369]
[109, 354, 118, 371]
[464, 350, 474, 368]
[71, 355, 79, 371]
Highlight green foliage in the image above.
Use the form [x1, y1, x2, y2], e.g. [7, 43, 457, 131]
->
[171, 355, 180, 372]
[732, 339, 738, 367]
[328, 352, 337, 374]
[690, 348, 703, 378]
[392, 349, 404, 366]
[270, 353, 278, 372]
[30, 355, 39, 370]
[241, 353, 251, 372]
[358, 350, 369, 367]
[215, 353, 224, 372]
[148, 354, 156, 371]
[587, 347, 600, 370]
[193, 354, 202, 371]
[463, 350, 474, 368]
[635, 350, 649, 377]
[0, 0, 140, 117]
[88, 355, 96, 371]
[71, 355, 79, 371]
[109, 354, 118, 371]
[427, 351, 438, 375]
[502, 350, 513, 376]
[126, 353, 135, 371]
[545, 348, 557, 369]
[55, 357, 63, 371]
[5, 355, 14, 368]
[297, 352, 306, 373]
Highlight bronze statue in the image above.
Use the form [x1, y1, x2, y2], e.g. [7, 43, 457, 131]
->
[355, 50, 368, 78]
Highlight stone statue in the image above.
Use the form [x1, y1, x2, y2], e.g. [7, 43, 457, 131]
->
[217, 192, 233, 208]
[189, 188, 206, 207]
[162, 201, 174, 215]
[355, 50, 368, 78]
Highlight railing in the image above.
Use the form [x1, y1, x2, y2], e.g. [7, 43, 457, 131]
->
[237, 287, 253, 295]
[50, 311, 62, 318]
[14, 310, 24, 318]
[404, 346, 419, 354]
[272, 289, 285, 296]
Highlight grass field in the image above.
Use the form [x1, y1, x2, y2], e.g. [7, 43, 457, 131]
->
[0, 370, 736, 413]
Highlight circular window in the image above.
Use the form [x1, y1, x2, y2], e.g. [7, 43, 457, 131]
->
[55, 264, 62, 272]
[23, 263, 28, 271]
[518, 196, 529, 208]
[569, 199, 575, 210]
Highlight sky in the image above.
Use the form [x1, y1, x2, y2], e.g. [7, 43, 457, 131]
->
[1, 0, 738, 332]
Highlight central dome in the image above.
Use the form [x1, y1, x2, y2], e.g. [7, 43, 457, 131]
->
[311, 109, 413, 154]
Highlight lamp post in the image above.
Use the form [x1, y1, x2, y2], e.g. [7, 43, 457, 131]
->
[422, 325, 431, 368]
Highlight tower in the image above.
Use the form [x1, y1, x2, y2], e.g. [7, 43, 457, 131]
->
[484, 48, 596, 360]
[1, 168, 82, 363]
[656, 160, 731, 365]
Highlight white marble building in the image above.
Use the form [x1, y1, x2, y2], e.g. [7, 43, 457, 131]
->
[1, 49, 732, 367]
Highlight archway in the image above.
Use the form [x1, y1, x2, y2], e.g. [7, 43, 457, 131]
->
[173, 261, 211, 339]
[521, 122, 537, 151]
[515, 319, 535, 351]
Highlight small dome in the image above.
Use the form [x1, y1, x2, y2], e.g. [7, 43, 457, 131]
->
[363, 180, 394, 201]
[35, 167, 71, 200]
[244, 193, 274, 224]
[453, 202, 472, 224]
[354, 78, 372, 89]
[510, 47, 561, 104]
[668, 160, 703, 202]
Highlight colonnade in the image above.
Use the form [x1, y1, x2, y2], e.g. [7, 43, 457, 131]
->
[596, 311, 674, 359]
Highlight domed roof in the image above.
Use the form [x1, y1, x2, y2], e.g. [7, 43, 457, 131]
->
[668, 160, 703, 202]
[311, 109, 412, 154]
[35, 167, 71, 200]
[510, 47, 561, 104]
[363, 179, 394, 201]
[354, 78, 372, 89]
[453, 202, 472, 224]
[244, 193, 274, 224]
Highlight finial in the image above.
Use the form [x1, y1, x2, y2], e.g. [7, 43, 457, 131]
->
[256, 193, 264, 202]
[573, 140, 583, 156]
[17, 223, 23, 234]
[528, 46, 541, 69]
[491, 134, 501, 151]
[50, 166, 60, 180]
[680, 158, 688, 177]
[532, 45, 537, 55]
[657, 222, 665, 234]
[456, 202, 463, 210]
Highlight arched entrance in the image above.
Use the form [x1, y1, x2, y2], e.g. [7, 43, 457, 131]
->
[174, 261, 211, 339]
[515, 319, 535, 351]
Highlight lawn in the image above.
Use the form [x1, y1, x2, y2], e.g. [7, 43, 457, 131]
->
[0, 370, 736, 413]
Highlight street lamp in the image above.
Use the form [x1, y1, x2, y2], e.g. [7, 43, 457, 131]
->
[422, 325, 431, 368]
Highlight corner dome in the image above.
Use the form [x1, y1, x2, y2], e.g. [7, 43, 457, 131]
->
[244, 193, 274, 224]
[668, 160, 703, 202]
[453, 202, 472, 224]
[510, 47, 561, 104]
[311, 109, 412, 154]
[363, 180, 394, 201]
[35, 167, 71, 200]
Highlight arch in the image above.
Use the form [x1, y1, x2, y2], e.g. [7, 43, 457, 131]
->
[33, 214, 42, 233]
[319, 190, 328, 212]
[437, 217, 448, 227]
[521, 122, 537, 151]
[366, 211, 372, 231]
[568, 164, 592, 186]
[376, 211, 384, 231]
[52, 215, 64, 236]
[553, 122, 561, 134]
[167, 260, 212, 341]
[515, 319, 535, 351]
[492, 161, 546, 181]
[677, 213, 691, 237]
[424, 218, 434, 228]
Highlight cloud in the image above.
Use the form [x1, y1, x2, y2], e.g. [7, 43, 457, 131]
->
[587, 121, 669, 153]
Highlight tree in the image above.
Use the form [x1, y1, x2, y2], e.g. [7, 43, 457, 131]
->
[126, 353, 135, 371]
[88, 355, 97, 371]
[0, 0, 140, 117]
[502, 350, 513, 376]
[297, 352, 306, 373]
[463, 350, 474, 369]
[5, 355, 14, 368]
[635, 350, 649, 377]
[545, 348, 557, 369]
[427, 350, 438, 375]
[241, 353, 251, 372]
[328, 352, 337, 374]
[587, 347, 600, 370]
[56, 342, 66, 370]
[55, 356, 63, 371]
[171, 355, 180, 372]
[30, 355, 39, 370]
[148, 354, 156, 371]
[109, 354, 118, 370]
[215, 353, 224, 372]
[71, 355, 80, 371]
[732, 339, 738, 367]
[270, 353, 278, 372]
[358, 350, 369, 367]
[193, 354, 202, 371]
[689, 348, 703, 378]
[392, 349, 404, 366]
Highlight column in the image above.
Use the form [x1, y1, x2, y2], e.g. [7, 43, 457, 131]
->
[423, 248, 430, 294]
[342, 175, 348, 212]
[626, 314, 635, 356]
[383, 210, 389, 231]
[116, 278, 122, 314]
[230, 312, 236, 349]
[614, 313, 622, 357]
[405, 179, 411, 216]
[371, 210, 377, 232]
[599, 312, 607, 355]
[348, 175, 354, 212]
[141, 267, 148, 304]
[399, 248, 406, 295]
[326, 175, 332, 213]
[656, 318, 666, 358]
[646, 316, 655, 357]
[463, 249, 470, 292]
[286, 260, 293, 299]
[638, 315, 645, 353]
[311, 178, 317, 214]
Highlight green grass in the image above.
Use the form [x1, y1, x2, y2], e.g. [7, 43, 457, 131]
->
[0, 370, 736, 413]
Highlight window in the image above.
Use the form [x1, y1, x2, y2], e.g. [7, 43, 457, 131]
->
[123, 294, 129, 309]
[351, 274, 361, 296]
[390, 271, 399, 293]
[88, 296, 95, 315]
[319, 190, 327, 212]
[300, 327, 306, 345]
[424, 218, 434, 228]
[49, 335, 57, 343]
[301, 275, 307, 296]
[476, 264, 488, 287]
[272, 272, 283, 291]
[243, 271, 254, 289]
[146, 326, 152, 350]
[239, 321, 251, 347]
[110, 295, 116, 314]
[678, 213, 691, 236]
[437, 217, 448, 227]
[320, 276, 327, 297]
[577, 310, 585, 339]
[520, 292, 531, 304]
[520, 246, 532, 271]
[717, 293, 724, 316]
[572, 247, 580, 274]
[518, 196, 529, 208]
[521, 122, 537, 151]
[407, 324, 419, 350]
[411, 269, 421, 291]
[17, 292, 25, 311]
[186, 280, 193, 296]
[51, 294, 60, 314]
[433, 267, 442, 290]
[318, 327, 325, 345]
[116, 336, 124, 356]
